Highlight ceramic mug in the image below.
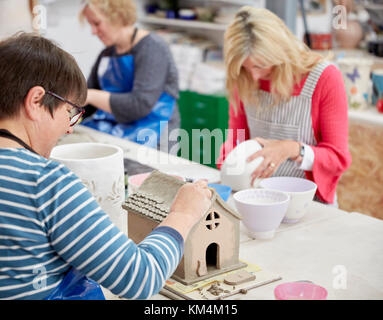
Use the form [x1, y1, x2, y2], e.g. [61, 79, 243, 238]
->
[50, 143, 127, 235]
[337, 58, 373, 109]
[372, 68, 383, 106]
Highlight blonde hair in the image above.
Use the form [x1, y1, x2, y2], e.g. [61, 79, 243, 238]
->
[224, 6, 324, 110]
[79, 0, 137, 27]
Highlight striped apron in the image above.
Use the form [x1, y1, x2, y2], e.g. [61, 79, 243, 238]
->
[245, 62, 333, 202]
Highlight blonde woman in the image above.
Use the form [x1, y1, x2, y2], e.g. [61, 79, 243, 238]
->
[218, 7, 351, 205]
[79, 0, 179, 149]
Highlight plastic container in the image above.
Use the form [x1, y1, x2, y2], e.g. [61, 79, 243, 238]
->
[274, 282, 328, 300]
[304, 33, 332, 50]
[208, 183, 232, 201]
[177, 91, 229, 169]
[178, 9, 196, 20]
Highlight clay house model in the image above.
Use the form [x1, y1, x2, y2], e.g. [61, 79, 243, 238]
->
[122, 170, 246, 285]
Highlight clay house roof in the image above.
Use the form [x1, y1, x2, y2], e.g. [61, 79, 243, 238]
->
[123, 170, 241, 223]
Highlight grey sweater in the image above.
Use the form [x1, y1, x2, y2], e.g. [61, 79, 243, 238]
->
[85, 33, 179, 123]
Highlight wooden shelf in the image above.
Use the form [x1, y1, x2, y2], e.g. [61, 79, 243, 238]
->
[139, 16, 229, 31]
[349, 106, 383, 127]
[201, 0, 260, 4]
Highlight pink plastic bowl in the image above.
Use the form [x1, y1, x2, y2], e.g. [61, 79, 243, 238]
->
[274, 282, 328, 300]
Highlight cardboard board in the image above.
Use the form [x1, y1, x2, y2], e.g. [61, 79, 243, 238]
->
[161, 260, 282, 300]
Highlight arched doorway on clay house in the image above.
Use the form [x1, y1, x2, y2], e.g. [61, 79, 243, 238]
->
[197, 211, 222, 277]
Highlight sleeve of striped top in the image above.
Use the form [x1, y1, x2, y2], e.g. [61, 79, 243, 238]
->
[40, 161, 184, 299]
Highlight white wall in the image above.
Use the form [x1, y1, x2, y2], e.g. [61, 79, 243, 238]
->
[0, 0, 33, 38]
[41, 0, 104, 78]
[0, 0, 103, 78]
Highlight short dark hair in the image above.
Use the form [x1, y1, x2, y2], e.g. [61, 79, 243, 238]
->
[0, 32, 87, 119]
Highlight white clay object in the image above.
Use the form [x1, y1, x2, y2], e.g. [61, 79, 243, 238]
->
[220, 140, 264, 191]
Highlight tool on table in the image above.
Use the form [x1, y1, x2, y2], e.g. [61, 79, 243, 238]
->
[217, 276, 283, 300]
[161, 262, 282, 300]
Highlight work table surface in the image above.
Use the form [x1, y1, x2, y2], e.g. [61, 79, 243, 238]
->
[58, 125, 383, 300]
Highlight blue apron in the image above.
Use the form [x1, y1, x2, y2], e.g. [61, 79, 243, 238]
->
[81, 54, 175, 148]
[45, 268, 105, 300]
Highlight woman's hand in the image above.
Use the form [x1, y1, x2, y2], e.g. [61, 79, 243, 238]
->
[170, 180, 212, 219]
[160, 180, 213, 240]
[247, 137, 300, 184]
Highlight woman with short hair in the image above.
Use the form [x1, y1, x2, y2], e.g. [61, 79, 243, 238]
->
[218, 7, 352, 205]
[0, 33, 211, 299]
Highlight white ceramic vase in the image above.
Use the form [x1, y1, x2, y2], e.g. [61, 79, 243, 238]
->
[50, 143, 127, 235]
[337, 57, 373, 109]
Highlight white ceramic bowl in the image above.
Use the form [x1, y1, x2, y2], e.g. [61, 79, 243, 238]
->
[220, 140, 264, 191]
[259, 177, 317, 224]
[233, 189, 290, 240]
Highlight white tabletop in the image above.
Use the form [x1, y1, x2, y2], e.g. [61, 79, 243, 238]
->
[237, 206, 383, 300]
[59, 125, 383, 300]
[149, 201, 383, 300]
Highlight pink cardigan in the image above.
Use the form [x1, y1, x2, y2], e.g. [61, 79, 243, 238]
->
[217, 64, 352, 204]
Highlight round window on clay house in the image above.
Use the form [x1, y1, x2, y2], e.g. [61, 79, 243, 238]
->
[205, 211, 220, 230]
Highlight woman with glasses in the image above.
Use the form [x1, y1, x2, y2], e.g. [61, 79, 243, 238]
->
[217, 7, 352, 206]
[79, 0, 179, 150]
[0, 33, 211, 300]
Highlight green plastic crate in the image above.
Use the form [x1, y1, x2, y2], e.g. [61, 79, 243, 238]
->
[177, 91, 229, 168]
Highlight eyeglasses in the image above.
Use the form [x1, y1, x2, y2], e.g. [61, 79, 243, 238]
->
[45, 91, 85, 126]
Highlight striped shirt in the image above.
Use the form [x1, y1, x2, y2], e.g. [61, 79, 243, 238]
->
[0, 148, 183, 300]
